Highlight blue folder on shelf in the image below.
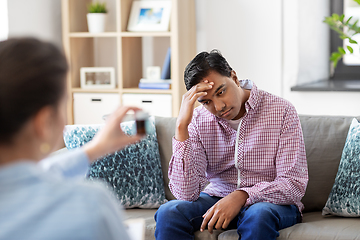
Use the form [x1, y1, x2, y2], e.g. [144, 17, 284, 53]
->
[138, 82, 170, 89]
[161, 47, 171, 80]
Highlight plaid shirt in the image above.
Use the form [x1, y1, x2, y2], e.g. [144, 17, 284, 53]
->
[169, 82, 308, 212]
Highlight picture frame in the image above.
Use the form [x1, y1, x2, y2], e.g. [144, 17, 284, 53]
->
[80, 67, 115, 89]
[127, 1, 172, 32]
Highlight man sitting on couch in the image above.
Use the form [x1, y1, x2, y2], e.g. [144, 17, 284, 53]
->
[155, 50, 309, 240]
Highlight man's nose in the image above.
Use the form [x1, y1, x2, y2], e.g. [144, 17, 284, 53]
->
[214, 100, 225, 112]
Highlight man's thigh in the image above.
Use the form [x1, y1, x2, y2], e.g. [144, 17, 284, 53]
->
[155, 192, 221, 229]
[238, 202, 301, 230]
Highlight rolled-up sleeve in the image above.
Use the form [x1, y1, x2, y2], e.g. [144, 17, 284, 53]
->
[39, 148, 90, 179]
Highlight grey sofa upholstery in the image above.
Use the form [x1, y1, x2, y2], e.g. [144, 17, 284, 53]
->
[122, 115, 360, 240]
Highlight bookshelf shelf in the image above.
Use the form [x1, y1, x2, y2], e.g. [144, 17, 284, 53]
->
[72, 88, 120, 93]
[62, 0, 196, 123]
[121, 88, 172, 94]
[120, 32, 172, 37]
[69, 32, 119, 38]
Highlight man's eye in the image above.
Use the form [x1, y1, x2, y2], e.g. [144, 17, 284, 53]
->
[218, 89, 225, 95]
[202, 100, 210, 105]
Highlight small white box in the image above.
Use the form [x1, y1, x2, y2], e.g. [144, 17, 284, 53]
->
[73, 93, 120, 124]
[122, 94, 172, 117]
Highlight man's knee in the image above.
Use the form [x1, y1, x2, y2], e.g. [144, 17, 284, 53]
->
[155, 200, 191, 222]
[242, 202, 280, 223]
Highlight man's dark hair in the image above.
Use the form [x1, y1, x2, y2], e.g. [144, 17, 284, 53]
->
[184, 50, 233, 91]
[0, 38, 68, 144]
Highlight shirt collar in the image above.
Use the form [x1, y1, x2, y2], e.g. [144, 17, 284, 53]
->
[245, 82, 260, 111]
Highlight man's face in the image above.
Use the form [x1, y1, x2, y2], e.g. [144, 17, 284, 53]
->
[197, 71, 249, 120]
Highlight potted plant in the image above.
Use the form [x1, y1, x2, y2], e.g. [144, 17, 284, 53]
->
[87, 2, 108, 33]
[324, 0, 360, 68]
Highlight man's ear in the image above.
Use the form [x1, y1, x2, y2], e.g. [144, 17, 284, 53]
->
[231, 70, 240, 87]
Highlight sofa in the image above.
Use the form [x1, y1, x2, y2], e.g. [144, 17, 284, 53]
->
[59, 114, 360, 239]
[120, 115, 360, 240]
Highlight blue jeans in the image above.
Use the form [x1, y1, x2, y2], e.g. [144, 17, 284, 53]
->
[154, 192, 301, 240]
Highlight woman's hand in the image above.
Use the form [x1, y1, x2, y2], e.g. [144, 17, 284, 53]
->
[175, 80, 213, 141]
[83, 106, 144, 163]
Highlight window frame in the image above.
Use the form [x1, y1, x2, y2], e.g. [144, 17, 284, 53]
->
[330, 0, 360, 80]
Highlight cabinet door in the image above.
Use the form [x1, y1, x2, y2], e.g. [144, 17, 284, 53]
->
[73, 93, 120, 124]
[122, 93, 172, 117]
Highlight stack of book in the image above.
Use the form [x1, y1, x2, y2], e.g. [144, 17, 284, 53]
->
[138, 78, 172, 89]
[138, 47, 171, 90]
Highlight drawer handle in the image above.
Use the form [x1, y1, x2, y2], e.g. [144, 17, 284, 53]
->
[91, 98, 102, 102]
[142, 100, 152, 103]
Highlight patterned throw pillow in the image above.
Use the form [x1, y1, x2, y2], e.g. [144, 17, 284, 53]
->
[63, 117, 167, 208]
[322, 118, 360, 216]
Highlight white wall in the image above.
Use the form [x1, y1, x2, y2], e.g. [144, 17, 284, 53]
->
[282, 0, 360, 116]
[0, 0, 8, 41]
[7, 0, 62, 48]
[195, 0, 283, 97]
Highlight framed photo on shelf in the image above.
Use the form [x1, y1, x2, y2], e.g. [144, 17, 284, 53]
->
[127, 1, 172, 32]
[80, 67, 115, 89]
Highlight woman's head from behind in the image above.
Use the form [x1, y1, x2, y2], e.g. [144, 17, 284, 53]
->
[0, 38, 68, 161]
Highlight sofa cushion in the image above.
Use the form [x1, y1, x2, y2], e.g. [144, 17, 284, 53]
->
[322, 118, 360, 216]
[124, 208, 224, 240]
[63, 117, 167, 208]
[154, 116, 177, 200]
[217, 212, 360, 240]
[299, 115, 358, 213]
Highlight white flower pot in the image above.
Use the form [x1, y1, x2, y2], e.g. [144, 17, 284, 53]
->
[87, 13, 107, 33]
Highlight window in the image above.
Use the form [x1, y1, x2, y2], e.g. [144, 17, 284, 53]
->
[291, 0, 360, 91]
[0, 0, 8, 41]
[330, 0, 360, 80]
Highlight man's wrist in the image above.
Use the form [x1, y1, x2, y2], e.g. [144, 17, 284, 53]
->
[175, 124, 189, 142]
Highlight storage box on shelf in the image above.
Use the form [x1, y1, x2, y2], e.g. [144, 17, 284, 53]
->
[62, 0, 196, 124]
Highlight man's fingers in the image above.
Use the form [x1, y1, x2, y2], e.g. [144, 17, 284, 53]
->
[207, 213, 219, 234]
[190, 91, 207, 103]
[188, 82, 213, 95]
[222, 219, 231, 230]
[215, 217, 225, 231]
[200, 208, 214, 232]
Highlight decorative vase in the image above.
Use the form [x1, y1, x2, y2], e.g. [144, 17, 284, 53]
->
[86, 13, 107, 33]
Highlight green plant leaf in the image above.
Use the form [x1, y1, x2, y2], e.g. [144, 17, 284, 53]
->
[349, 38, 358, 44]
[338, 47, 346, 54]
[340, 14, 345, 22]
[333, 59, 339, 68]
[347, 45, 354, 53]
[354, 19, 359, 27]
[346, 16, 353, 24]
[353, 0, 360, 5]
[332, 13, 340, 21]
[87, 2, 107, 13]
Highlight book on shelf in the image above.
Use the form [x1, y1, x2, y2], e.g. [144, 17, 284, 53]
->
[161, 47, 171, 79]
[138, 82, 171, 89]
[140, 78, 172, 84]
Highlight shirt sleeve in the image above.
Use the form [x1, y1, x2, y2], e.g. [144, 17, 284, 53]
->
[168, 120, 208, 201]
[38, 148, 90, 179]
[92, 186, 131, 240]
[239, 105, 308, 210]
